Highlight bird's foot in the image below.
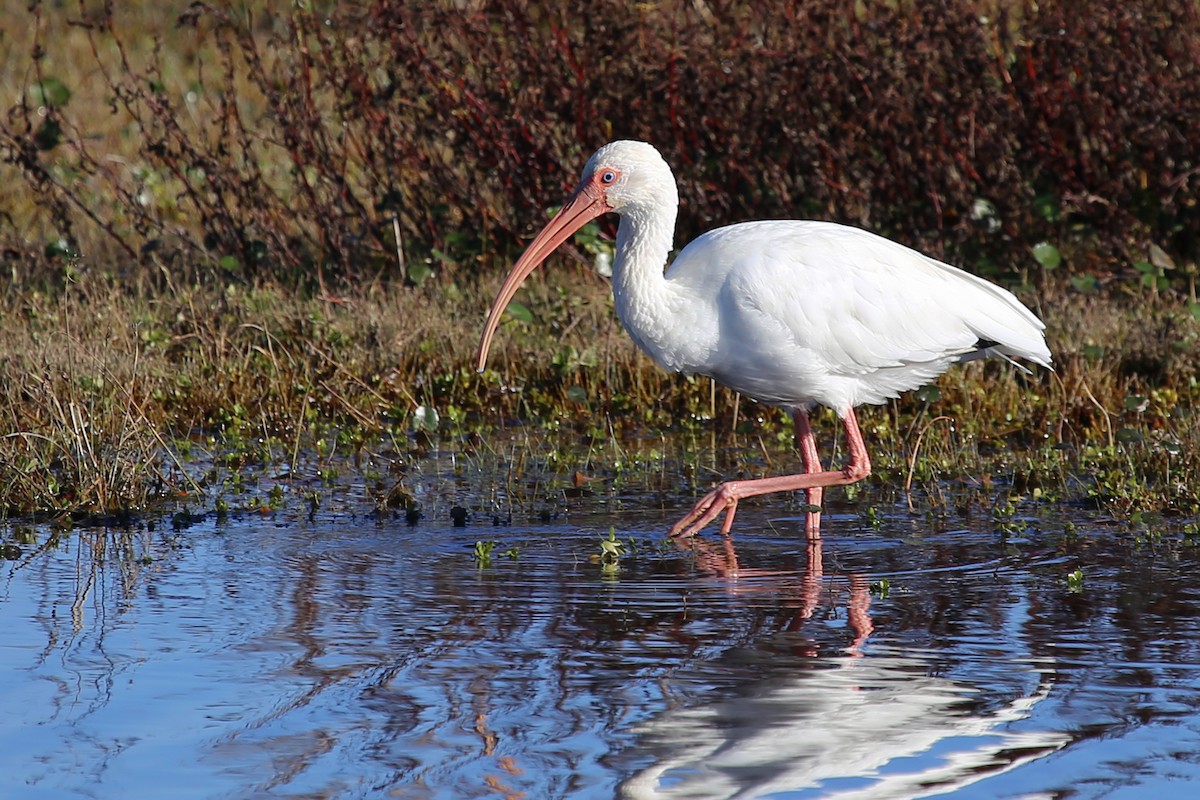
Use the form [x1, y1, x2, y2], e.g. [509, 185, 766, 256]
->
[670, 482, 742, 539]
[671, 482, 826, 539]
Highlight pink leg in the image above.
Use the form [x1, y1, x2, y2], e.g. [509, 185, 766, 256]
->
[793, 408, 824, 537]
[670, 407, 872, 539]
[847, 574, 875, 655]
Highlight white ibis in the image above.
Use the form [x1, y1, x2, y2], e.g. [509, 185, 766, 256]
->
[476, 141, 1052, 538]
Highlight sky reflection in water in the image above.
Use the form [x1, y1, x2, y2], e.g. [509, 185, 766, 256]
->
[3, 495, 1200, 799]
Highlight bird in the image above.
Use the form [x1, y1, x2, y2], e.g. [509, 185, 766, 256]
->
[475, 140, 1052, 539]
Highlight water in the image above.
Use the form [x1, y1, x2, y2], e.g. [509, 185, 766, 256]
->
[3, 439, 1200, 799]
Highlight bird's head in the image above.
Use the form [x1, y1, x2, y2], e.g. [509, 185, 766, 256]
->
[475, 140, 676, 372]
[578, 140, 676, 214]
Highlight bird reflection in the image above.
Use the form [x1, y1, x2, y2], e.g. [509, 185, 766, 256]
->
[622, 533, 1066, 800]
[675, 533, 874, 654]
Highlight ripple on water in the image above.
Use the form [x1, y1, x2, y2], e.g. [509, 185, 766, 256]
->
[5, 505, 1200, 798]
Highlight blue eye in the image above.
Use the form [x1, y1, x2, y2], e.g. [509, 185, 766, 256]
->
[601, 170, 616, 184]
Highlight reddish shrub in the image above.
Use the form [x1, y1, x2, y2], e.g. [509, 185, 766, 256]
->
[1, 0, 1196, 287]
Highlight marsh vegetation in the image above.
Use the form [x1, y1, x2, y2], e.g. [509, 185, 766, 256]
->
[0, 0, 1196, 535]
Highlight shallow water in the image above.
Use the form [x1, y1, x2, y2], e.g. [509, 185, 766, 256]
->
[4, 438, 1200, 799]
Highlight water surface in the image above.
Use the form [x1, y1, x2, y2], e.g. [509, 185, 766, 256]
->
[3, 438, 1200, 798]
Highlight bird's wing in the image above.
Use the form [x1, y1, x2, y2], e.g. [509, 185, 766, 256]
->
[718, 221, 1050, 378]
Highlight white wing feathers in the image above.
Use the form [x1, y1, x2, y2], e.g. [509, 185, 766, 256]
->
[681, 221, 1051, 411]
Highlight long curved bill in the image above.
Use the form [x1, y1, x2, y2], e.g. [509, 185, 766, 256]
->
[475, 179, 611, 371]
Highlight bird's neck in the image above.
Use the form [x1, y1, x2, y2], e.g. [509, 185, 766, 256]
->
[610, 203, 682, 368]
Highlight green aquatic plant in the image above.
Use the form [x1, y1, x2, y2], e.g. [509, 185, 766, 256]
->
[861, 506, 885, 528]
[471, 539, 520, 568]
[472, 540, 497, 567]
[1066, 569, 1085, 593]
[595, 529, 626, 568]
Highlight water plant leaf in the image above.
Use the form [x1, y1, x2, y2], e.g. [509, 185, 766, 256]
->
[1066, 568, 1084, 593]
[472, 539, 495, 566]
[1032, 242, 1062, 269]
[597, 529, 625, 564]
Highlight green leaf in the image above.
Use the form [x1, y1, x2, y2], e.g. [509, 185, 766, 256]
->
[408, 262, 433, 286]
[1066, 568, 1084, 593]
[1070, 274, 1100, 293]
[218, 255, 239, 272]
[43, 238, 74, 259]
[1123, 395, 1148, 412]
[505, 302, 533, 323]
[1032, 242, 1062, 269]
[1115, 427, 1143, 444]
[566, 386, 587, 404]
[29, 77, 71, 108]
[1032, 193, 1061, 222]
[915, 385, 941, 403]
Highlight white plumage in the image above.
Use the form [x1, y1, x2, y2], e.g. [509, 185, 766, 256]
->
[477, 140, 1051, 539]
[653, 219, 1050, 411]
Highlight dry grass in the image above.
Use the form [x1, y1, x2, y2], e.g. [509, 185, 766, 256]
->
[0, 268, 1197, 525]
